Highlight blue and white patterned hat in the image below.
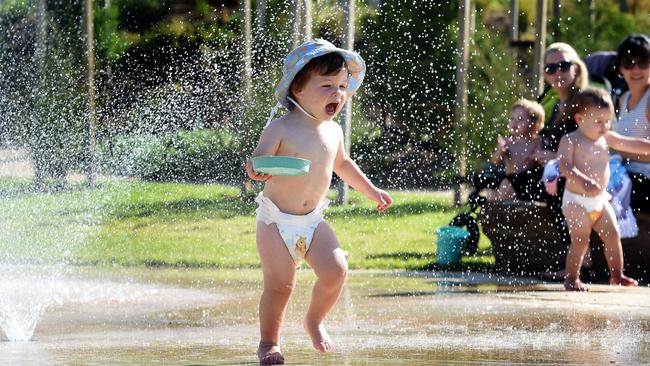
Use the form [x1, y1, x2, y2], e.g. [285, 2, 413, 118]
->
[275, 39, 366, 109]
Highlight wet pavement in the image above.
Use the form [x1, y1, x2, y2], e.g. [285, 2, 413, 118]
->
[1, 267, 649, 365]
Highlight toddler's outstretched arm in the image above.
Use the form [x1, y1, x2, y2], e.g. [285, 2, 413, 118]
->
[333, 134, 393, 212]
[490, 136, 508, 165]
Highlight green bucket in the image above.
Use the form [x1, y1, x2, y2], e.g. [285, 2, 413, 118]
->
[435, 226, 470, 265]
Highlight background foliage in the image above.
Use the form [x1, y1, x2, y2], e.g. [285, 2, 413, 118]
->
[1, 0, 649, 188]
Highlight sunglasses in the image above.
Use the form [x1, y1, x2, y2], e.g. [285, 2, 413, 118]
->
[544, 61, 573, 74]
[620, 58, 650, 70]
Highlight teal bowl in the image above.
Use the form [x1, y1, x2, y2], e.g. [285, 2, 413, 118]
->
[251, 155, 311, 176]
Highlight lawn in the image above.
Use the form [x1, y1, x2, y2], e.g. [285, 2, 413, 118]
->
[0, 178, 494, 270]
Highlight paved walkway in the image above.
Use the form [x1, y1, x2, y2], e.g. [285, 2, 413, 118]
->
[1, 268, 648, 365]
[0, 147, 33, 178]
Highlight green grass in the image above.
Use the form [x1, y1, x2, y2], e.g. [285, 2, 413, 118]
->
[0, 178, 494, 270]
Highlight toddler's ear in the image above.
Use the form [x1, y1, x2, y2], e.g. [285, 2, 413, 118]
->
[574, 112, 583, 124]
[290, 85, 303, 99]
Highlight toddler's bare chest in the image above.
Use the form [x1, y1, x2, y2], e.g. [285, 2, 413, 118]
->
[282, 135, 338, 162]
[575, 142, 608, 169]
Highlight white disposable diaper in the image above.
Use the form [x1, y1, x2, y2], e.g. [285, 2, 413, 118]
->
[255, 194, 329, 266]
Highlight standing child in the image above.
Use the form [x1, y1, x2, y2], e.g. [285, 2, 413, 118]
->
[557, 88, 650, 291]
[489, 99, 545, 201]
[245, 39, 393, 364]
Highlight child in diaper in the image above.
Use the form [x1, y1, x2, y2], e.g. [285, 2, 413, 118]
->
[245, 39, 393, 364]
[556, 88, 650, 291]
[489, 99, 545, 201]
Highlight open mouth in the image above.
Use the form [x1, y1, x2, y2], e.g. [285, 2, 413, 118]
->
[325, 102, 339, 115]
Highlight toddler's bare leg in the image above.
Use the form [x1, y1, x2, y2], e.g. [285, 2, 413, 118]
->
[257, 221, 296, 364]
[303, 222, 348, 353]
[592, 204, 638, 287]
[563, 203, 592, 291]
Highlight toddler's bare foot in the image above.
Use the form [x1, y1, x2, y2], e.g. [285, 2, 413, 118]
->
[610, 275, 638, 287]
[257, 341, 284, 365]
[303, 318, 334, 353]
[564, 279, 589, 291]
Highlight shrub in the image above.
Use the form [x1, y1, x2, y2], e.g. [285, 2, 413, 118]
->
[98, 128, 244, 183]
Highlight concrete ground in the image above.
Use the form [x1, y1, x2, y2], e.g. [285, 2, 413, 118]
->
[0, 268, 648, 365]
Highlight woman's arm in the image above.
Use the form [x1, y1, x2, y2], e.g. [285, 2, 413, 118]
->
[606, 131, 650, 161]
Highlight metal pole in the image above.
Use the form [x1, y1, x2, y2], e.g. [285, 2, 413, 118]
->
[35, 0, 47, 72]
[552, 0, 560, 37]
[242, 0, 252, 103]
[85, 0, 97, 187]
[254, 0, 266, 34]
[239, 0, 253, 199]
[532, 0, 548, 98]
[304, 0, 312, 40]
[453, 0, 471, 207]
[336, 0, 355, 205]
[509, 0, 518, 42]
[588, 0, 596, 34]
[292, 0, 303, 49]
[509, 0, 519, 64]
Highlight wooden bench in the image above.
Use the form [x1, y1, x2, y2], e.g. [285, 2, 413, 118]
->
[478, 200, 650, 283]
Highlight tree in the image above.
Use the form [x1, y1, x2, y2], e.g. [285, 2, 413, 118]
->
[357, 1, 457, 187]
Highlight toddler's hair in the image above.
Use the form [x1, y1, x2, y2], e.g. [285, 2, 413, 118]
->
[570, 88, 614, 116]
[288, 52, 346, 107]
[512, 99, 545, 134]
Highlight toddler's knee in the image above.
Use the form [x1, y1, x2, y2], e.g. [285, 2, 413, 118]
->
[326, 262, 348, 286]
[600, 228, 621, 246]
[266, 280, 296, 298]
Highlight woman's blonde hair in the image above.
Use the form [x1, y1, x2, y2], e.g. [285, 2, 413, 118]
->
[544, 42, 589, 91]
[512, 99, 545, 134]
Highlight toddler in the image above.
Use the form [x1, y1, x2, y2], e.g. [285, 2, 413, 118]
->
[490, 99, 545, 201]
[245, 39, 393, 364]
[557, 88, 650, 291]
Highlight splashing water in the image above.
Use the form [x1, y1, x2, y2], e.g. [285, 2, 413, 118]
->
[0, 181, 126, 342]
[0, 265, 64, 342]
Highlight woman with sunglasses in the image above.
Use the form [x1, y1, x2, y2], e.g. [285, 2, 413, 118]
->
[612, 34, 650, 211]
[537, 42, 590, 159]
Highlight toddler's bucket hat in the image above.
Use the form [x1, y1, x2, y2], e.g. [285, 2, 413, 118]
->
[275, 38, 366, 109]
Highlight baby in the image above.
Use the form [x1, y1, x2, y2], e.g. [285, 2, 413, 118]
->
[490, 99, 545, 201]
[245, 39, 393, 364]
[557, 88, 650, 291]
